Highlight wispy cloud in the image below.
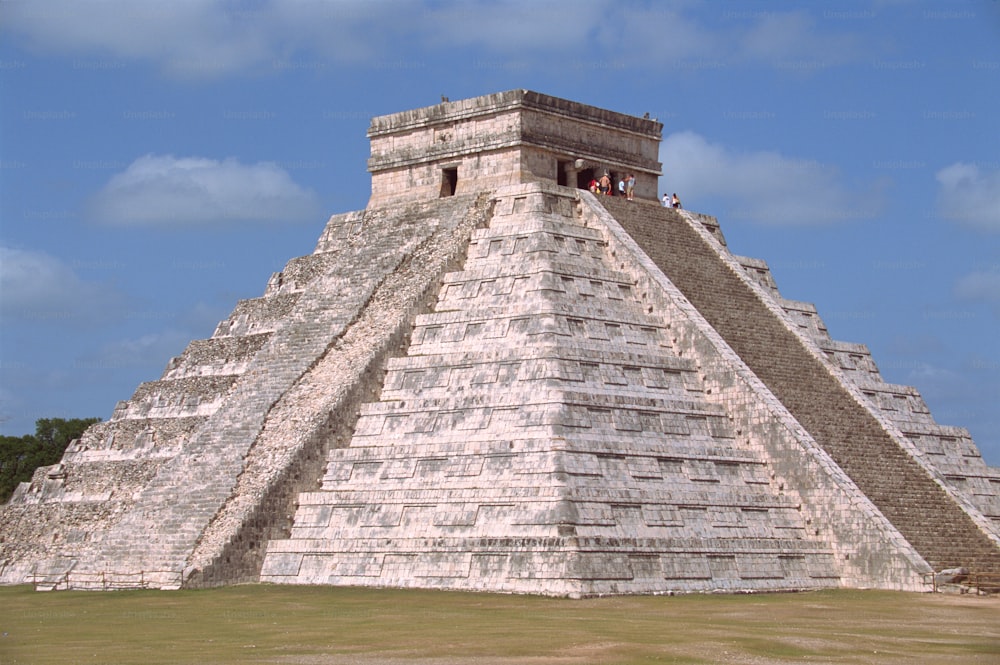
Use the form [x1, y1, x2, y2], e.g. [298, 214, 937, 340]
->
[738, 11, 866, 68]
[75, 329, 195, 372]
[428, 3, 599, 54]
[86, 154, 322, 227]
[936, 162, 1000, 232]
[2, 0, 272, 77]
[660, 131, 882, 225]
[1, 0, 433, 77]
[0, 246, 126, 324]
[954, 271, 1000, 305]
[1, 1, 876, 77]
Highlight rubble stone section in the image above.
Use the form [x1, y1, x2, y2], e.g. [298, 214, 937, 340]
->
[262, 183, 848, 595]
[600, 196, 1000, 574]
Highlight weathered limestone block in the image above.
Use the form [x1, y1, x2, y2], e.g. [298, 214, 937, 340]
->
[163, 334, 269, 379]
[214, 293, 300, 337]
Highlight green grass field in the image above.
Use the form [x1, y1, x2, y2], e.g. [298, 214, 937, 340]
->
[1, 584, 997, 664]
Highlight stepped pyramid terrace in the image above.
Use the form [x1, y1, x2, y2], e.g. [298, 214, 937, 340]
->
[2, 90, 999, 595]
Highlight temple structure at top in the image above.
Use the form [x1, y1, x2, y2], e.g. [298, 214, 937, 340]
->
[367, 89, 662, 205]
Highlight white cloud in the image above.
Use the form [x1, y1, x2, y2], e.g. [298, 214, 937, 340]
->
[900, 363, 975, 410]
[2, 0, 273, 77]
[87, 155, 322, 227]
[430, 3, 717, 66]
[935, 163, 1000, 232]
[0, 246, 125, 323]
[0, 1, 877, 77]
[428, 3, 598, 54]
[738, 11, 865, 67]
[660, 131, 880, 225]
[954, 271, 1000, 304]
[412, 4, 869, 72]
[1, 0, 432, 76]
[596, 8, 721, 66]
[77, 330, 194, 372]
[905, 362, 957, 384]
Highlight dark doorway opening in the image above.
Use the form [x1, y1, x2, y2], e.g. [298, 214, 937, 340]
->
[440, 167, 458, 197]
[557, 160, 570, 187]
[576, 167, 596, 191]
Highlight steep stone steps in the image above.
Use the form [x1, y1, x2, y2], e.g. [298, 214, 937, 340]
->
[262, 183, 843, 595]
[712, 218, 1000, 534]
[600, 196, 1000, 573]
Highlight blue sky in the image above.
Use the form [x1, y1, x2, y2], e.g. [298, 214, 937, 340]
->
[1, 0, 998, 464]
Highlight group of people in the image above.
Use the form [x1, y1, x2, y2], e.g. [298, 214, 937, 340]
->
[586, 171, 681, 209]
[588, 172, 636, 201]
[662, 192, 682, 209]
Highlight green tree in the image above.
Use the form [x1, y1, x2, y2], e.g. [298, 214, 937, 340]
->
[0, 417, 100, 503]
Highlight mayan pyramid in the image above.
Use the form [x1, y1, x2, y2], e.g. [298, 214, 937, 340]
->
[2, 90, 999, 595]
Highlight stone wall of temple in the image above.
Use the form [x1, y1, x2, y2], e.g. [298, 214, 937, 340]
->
[368, 90, 662, 207]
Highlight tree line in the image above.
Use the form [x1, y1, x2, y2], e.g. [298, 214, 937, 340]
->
[0, 418, 100, 503]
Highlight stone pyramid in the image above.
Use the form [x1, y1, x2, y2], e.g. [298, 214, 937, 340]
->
[2, 90, 998, 595]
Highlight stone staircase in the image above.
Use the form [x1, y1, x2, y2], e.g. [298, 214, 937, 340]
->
[262, 182, 853, 596]
[599, 196, 1000, 574]
[734, 255, 1000, 535]
[186, 193, 493, 586]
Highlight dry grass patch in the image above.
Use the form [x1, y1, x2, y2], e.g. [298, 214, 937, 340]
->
[0, 585, 997, 664]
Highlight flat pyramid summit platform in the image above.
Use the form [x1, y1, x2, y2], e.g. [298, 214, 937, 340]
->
[2, 91, 998, 595]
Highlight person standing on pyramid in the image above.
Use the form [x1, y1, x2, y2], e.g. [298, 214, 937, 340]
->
[599, 171, 612, 195]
